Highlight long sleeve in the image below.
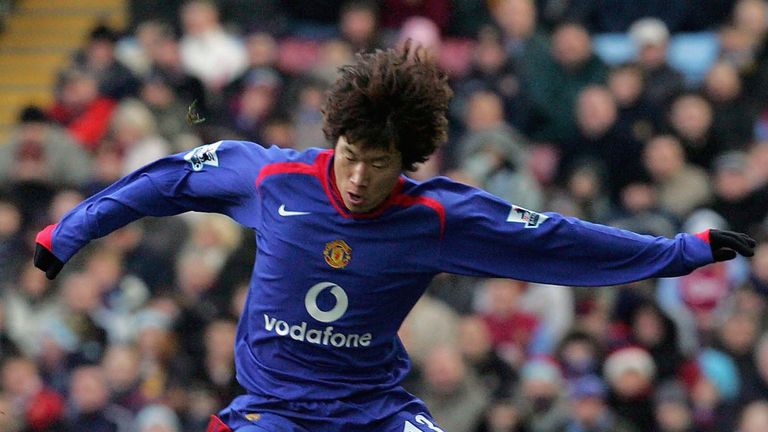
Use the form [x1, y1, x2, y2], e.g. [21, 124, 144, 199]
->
[45, 140, 282, 263]
[434, 180, 714, 286]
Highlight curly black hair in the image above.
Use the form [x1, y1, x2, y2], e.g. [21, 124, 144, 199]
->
[322, 42, 453, 171]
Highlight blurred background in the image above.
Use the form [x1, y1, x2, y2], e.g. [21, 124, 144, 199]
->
[1, 0, 768, 431]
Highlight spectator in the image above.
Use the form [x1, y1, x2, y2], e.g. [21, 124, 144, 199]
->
[564, 374, 636, 432]
[149, 20, 208, 115]
[339, 0, 384, 53]
[653, 380, 696, 432]
[667, 93, 724, 169]
[710, 151, 768, 235]
[0, 199, 26, 285]
[475, 397, 528, 432]
[628, 18, 685, 110]
[223, 31, 283, 102]
[565, 85, 644, 201]
[116, 20, 176, 78]
[260, 115, 297, 149]
[454, 128, 542, 210]
[520, 282, 575, 353]
[604, 347, 656, 431]
[1, 356, 66, 432]
[607, 181, 679, 239]
[101, 344, 148, 413]
[400, 295, 459, 365]
[0, 392, 22, 432]
[548, 159, 613, 223]
[81, 246, 150, 343]
[226, 67, 283, 143]
[740, 333, 768, 403]
[74, 24, 140, 99]
[746, 141, 768, 188]
[135, 404, 181, 432]
[4, 261, 60, 357]
[102, 223, 177, 294]
[607, 63, 659, 144]
[109, 99, 172, 175]
[35, 320, 78, 395]
[289, 76, 330, 150]
[490, 0, 549, 76]
[477, 279, 540, 368]
[57, 271, 109, 361]
[738, 400, 768, 432]
[309, 39, 354, 85]
[48, 68, 118, 151]
[642, 134, 711, 220]
[396, 16, 443, 59]
[630, 302, 687, 382]
[459, 315, 516, 399]
[132, 307, 192, 404]
[516, 358, 569, 432]
[179, 0, 248, 91]
[704, 61, 755, 150]
[716, 309, 761, 389]
[0, 106, 92, 188]
[65, 365, 134, 432]
[527, 22, 608, 144]
[0, 298, 20, 363]
[557, 331, 603, 382]
[416, 344, 490, 432]
[453, 26, 533, 136]
[192, 319, 242, 407]
[691, 348, 741, 431]
[738, 241, 768, 304]
[139, 73, 199, 150]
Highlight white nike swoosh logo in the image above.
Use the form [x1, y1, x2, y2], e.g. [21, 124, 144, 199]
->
[278, 204, 311, 216]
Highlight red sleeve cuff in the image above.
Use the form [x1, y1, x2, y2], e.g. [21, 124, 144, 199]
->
[35, 223, 57, 252]
[695, 229, 711, 244]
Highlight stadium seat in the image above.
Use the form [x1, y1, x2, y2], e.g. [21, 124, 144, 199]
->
[592, 33, 637, 66]
[667, 32, 720, 85]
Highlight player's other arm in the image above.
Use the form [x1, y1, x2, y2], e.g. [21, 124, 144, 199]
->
[435, 182, 755, 287]
[34, 140, 275, 279]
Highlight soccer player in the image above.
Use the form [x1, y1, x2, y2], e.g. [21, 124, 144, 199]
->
[34, 44, 755, 432]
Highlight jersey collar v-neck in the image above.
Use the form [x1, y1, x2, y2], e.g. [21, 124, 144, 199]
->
[317, 149, 407, 220]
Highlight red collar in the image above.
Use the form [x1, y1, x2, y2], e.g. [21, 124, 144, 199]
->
[318, 149, 406, 220]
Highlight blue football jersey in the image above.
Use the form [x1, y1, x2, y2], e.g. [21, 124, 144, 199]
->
[43, 140, 714, 401]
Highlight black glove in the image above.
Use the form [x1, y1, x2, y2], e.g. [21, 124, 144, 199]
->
[33, 224, 64, 280]
[705, 229, 756, 262]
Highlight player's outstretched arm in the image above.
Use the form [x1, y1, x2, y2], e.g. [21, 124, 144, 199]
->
[435, 182, 756, 286]
[33, 140, 270, 279]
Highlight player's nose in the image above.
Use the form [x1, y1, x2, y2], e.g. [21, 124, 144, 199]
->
[350, 162, 369, 187]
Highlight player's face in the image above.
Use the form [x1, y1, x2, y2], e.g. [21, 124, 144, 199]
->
[333, 136, 403, 212]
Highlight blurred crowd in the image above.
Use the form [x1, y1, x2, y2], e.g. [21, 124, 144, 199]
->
[2, 0, 768, 431]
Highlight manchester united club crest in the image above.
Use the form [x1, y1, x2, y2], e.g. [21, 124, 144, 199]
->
[324, 240, 351, 269]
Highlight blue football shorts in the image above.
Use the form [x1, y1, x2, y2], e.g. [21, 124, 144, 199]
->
[211, 386, 445, 432]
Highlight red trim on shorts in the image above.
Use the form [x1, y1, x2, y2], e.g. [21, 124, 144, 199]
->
[207, 415, 233, 432]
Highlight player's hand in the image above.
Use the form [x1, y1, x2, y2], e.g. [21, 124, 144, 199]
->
[704, 229, 756, 262]
[34, 225, 64, 280]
